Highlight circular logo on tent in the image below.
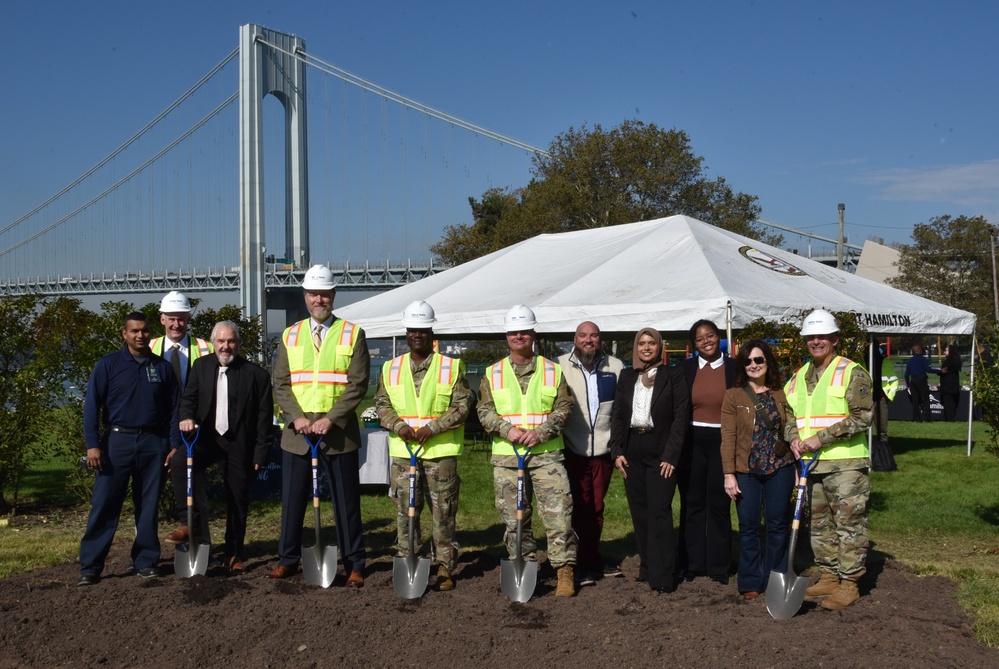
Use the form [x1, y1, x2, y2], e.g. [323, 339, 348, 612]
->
[738, 246, 807, 276]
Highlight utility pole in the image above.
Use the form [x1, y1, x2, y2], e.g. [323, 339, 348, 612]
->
[837, 203, 845, 270]
[991, 231, 999, 322]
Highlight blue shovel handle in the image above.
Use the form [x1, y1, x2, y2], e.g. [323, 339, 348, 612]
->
[403, 441, 424, 509]
[511, 445, 528, 513]
[304, 434, 323, 499]
[791, 450, 821, 525]
[180, 426, 200, 501]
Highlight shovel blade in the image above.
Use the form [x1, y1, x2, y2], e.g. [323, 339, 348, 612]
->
[500, 558, 538, 603]
[766, 569, 810, 620]
[303, 543, 338, 588]
[393, 555, 431, 599]
[175, 541, 210, 578]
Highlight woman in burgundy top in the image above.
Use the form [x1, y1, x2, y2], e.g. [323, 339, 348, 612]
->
[677, 319, 736, 584]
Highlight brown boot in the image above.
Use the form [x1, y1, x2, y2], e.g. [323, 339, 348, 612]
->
[437, 566, 455, 592]
[805, 571, 839, 598]
[820, 578, 860, 610]
[556, 565, 576, 597]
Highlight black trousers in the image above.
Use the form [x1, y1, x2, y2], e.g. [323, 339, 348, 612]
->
[909, 375, 932, 422]
[677, 425, 732, 578]
[622, 431, 677, 590]
[169, 434, 255, 559]
[277, 448, 366, 572]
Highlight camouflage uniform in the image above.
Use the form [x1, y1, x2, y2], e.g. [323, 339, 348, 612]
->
[478, 359, 578, 568]
[374, 352, 473, 571]
[785, 358, 874, 579]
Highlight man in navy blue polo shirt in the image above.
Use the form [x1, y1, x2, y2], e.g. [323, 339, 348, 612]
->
[78, 311, 181, 585]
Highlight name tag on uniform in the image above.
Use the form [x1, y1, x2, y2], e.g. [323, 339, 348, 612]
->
[147, 366, 162, 383]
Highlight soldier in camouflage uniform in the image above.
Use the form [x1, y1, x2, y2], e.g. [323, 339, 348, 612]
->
[373, 301, 473, 591]
[477, 305, 578, 597]
[785, 309, 873, 611]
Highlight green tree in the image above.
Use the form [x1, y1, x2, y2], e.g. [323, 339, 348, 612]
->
[888, 214, 999, 337]
[431, 120, 769, 266]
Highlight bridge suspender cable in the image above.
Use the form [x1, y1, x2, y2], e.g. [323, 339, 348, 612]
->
[254, 37, 549, 157]
[0, 48, 238, 239]
[0, 93, 239, 259]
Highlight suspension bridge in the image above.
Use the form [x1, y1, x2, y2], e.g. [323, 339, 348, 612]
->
[0, 23, 543, 332]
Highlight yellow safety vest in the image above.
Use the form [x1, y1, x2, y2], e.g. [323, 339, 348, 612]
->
[785, 356, 868, 460]
[383, 352, 464, 459]
[150, 336, 212, 362]
[282, 319, 359, 413]
[881, 375, 899, 401]
[489, 356, 564, 456]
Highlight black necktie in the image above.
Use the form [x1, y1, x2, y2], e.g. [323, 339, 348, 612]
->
[167, 344, 183, 387]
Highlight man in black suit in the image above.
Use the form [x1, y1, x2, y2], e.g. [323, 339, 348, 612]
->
[165, 320, 274, 572]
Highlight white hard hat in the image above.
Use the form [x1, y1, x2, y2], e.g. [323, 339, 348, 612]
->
[800, 309, 840, 336]
[504, 304, 538, 331]
[159, 290, 191, 314]
[401, 300, 437, 328]
[302, 265, 336, 290]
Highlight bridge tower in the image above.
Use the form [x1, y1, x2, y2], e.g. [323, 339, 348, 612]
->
[239, 23, 310, 340]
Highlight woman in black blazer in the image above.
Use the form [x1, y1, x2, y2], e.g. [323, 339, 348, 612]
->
[610, 328, 689, 593]
[677, 319, 736, 584]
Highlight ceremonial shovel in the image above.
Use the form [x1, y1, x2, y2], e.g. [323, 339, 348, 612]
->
[393, 442, 431, 598]
[302, 434, 338, 588]
[175, 428, 210, 578]
[766, 450, 820, 620]
[500, 446, 538, 603]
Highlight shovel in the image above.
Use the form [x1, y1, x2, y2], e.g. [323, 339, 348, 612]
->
[393, 442, 431, 598]
[302, 434, 338, 588]
[501, 446, 537, 603]
[766, 450, 820, 620]
[175, 427, 210, 578]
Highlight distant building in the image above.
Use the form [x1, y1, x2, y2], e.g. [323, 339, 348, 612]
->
[856, 240, 901, 285]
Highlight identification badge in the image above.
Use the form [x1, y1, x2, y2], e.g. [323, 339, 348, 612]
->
[147, 366, 162, 383]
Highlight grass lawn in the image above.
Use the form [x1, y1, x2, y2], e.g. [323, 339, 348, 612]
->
[2, 418, 998, 643]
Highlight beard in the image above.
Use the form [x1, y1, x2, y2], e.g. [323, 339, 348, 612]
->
[576, 348, 598, 367]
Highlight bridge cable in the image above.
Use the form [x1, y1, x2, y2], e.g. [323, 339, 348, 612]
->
[255, 38, 548, 157]
[0, 48, 238, 238]
[0, 93, 238, 259]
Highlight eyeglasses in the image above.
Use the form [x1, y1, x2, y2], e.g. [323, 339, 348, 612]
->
[745, 356, 766, 366]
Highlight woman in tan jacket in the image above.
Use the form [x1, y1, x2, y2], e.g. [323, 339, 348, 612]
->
[720, 340, 795, 599]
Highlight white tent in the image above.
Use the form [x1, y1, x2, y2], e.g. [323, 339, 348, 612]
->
[337, 215, 976, 338]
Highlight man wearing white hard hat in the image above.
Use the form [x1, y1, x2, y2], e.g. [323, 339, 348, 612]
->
[156, 290, 214, 547]
[784, 308, 873, 611]
[373, 300, 473, 591]
[269, 265, 370, 585]
[477, 305, 579, 597]
[151, 291, 212, 392]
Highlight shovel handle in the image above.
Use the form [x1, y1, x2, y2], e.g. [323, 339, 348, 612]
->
[181, 426, 200, 457]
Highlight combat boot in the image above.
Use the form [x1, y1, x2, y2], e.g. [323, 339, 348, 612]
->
[820, 578, 860, 611]
[556, 565, 576, 597]
[437, 566, 455, 592]
[805, 571, 839, 598]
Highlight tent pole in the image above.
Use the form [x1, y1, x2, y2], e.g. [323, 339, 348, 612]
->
[725, 301, 733, 355]
[868, 335, 875, 454]
[968, 332, 977, 457]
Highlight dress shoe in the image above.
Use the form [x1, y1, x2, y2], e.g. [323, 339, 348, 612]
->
[266, 564, 297, 579]
[346, 570, 364, 587]
[227, 556, 247, 573]
[709, 574, 730, 586]
[634, 576, 648, 583]
[164, 526, 190, 545]
[654, 583, 677, 594]
[77, 573, 100, 587]
[742, 591, 761, 600]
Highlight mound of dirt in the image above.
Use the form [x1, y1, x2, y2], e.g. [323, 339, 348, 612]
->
[0, 541, 996, 668]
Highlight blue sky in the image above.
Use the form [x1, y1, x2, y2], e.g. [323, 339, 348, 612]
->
[2, 0, 998, 276]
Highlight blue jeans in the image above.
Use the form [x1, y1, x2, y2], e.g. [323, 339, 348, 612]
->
[735, 464, 795, 593]
[79, 431, 168, 574]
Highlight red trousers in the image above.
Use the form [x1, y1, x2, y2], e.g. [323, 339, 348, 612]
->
[564, 449, 614, 570]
